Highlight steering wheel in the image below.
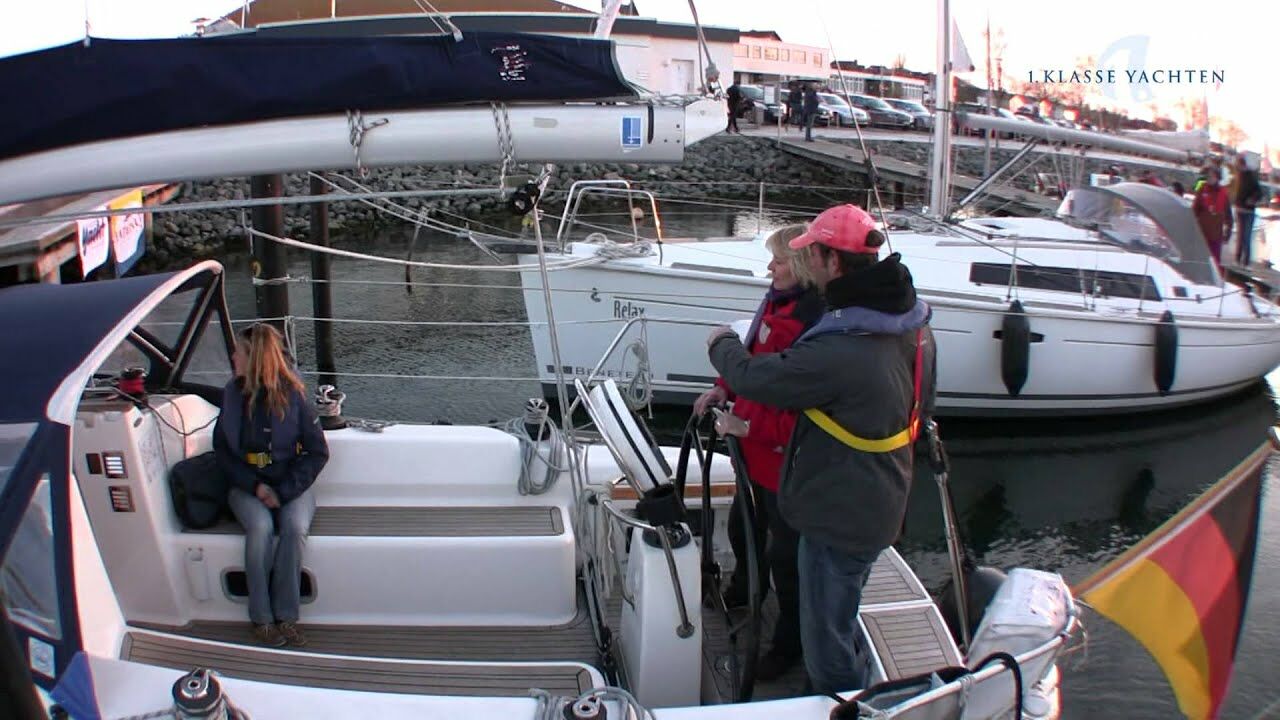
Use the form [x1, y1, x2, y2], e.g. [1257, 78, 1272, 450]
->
[673, 409, 763, 703]
[581, 380, 763, 701]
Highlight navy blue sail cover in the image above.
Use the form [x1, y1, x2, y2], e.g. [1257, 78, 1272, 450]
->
[0, 31, 635, 160]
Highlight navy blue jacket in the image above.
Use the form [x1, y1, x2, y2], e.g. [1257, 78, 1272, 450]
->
[214, 379, 329, 504]
[803, 88, 819, 114]
[708, 255, 936, 557]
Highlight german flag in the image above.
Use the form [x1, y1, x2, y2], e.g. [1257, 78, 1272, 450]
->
[1073, 440, 1271, 719]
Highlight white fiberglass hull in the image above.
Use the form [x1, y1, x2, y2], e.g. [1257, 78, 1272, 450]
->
[520, 240, 1280, 416]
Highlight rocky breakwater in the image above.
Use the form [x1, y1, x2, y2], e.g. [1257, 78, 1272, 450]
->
[143, 135, 855, 272]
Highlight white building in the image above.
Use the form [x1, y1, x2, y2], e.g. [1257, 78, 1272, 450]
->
[732, 30, 829, 84]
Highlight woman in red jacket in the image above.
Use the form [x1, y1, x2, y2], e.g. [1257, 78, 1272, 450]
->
[1193, 166, 1233, 268]
[693, 224, 824, 680]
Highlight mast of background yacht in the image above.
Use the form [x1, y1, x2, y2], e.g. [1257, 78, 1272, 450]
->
[927, 0, 955, 218]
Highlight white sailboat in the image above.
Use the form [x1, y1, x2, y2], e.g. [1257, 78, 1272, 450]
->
[0, 14, 1084, 720]
[519, 183, 1280, 415]
[516, 13, 1280, 417]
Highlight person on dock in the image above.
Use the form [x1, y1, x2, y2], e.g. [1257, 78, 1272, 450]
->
[787, 83, 803, 130]
[726, 83, 743, 134]
[216, 323, 329, 648]
[1232, 155, 1264, 267]
[705, 204, 936, 695]
[1193, 166, 1233, 269]
[803, 84, 820, 142]
[694, 224, 824, 681]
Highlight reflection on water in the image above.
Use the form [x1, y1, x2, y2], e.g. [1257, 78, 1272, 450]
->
[219, 210, 1280, 719]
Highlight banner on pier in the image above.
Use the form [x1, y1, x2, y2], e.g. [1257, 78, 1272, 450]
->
[76, 210, 109, 277]
[109, 190, 145, 275]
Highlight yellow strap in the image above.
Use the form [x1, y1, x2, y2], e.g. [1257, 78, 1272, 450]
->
[803, 408, 918, 453]
[245, 452, 272, 468]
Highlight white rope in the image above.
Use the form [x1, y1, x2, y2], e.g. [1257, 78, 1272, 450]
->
[242, 276, 771, 302]
[589, 234, 655, 259]
[297, 370, 541, 381]
[346, 110, 390, 178]
[490, 102, 517, 189]
[411, 0, 463, 40]
[313, 171, 516, 242]
[283, 315, 629, 328]
[621, 338, 654, 411]
[245, 226, 605, 273]
[499, 399, 570, 495]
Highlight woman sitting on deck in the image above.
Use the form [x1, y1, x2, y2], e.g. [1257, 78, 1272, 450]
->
[215, 323, 329, 647]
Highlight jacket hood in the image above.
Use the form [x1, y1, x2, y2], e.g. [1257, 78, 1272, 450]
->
[802, 299, 932, 339]
[824, 252, 918, 314]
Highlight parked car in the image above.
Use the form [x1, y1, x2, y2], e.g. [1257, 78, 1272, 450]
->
[953, 102, 1019, 138]
[848, 94, 914, 129]
[1014, 106, 1055, 125]
[817, 93, 871, 127]
[883, 98, 934, 131]
[741, 85, 807, 124]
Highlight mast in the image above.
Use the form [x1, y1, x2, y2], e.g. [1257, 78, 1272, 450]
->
[595, 0, 626, 39]
[928, 0, 954, 218]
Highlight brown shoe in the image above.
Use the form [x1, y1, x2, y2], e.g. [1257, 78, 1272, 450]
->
[277, 621, 307, 647]
[252, 623, 286, 647]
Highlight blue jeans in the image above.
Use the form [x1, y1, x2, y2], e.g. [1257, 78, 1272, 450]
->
[798, 537, 878, 694]
[228, 486, 316, 625]
[804, 112, 816, 141]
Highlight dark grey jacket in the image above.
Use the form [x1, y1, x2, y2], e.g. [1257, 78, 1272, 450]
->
[709, 300, 936, 558]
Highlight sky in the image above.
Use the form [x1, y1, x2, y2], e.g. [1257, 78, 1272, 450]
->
[3, 0, 1277, 152]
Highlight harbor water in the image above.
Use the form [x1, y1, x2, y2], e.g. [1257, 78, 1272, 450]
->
[217, 208, 1280, 719]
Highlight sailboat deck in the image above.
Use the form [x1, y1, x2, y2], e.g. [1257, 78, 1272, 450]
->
[121, 631, 599, 697]
[128, 551, 950, 700]
[137, 601, 602, 663]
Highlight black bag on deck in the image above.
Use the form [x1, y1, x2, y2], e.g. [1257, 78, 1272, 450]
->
[169, 452, 228, 529]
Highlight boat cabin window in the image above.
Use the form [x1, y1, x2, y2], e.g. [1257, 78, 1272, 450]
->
[0, 473, 61, 640]
[1056, 187, 1220, 286]
[0, 422, 34, 498]
[970, 262, 1162, 301]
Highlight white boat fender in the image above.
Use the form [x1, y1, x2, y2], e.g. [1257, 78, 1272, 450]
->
[966, 568, 1074, 666]
[1000, 300, 1030, 396]
[1154, 309, 1178, 395]
[938, 564, 1007, 646]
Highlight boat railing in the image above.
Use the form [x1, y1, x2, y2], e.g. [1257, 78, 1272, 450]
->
[880, 611, 1082, 717]
[564, 315, 722, 421]
[555, 179, 665, 251]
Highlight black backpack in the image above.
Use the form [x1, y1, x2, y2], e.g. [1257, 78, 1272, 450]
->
[169, 452, 228, 529]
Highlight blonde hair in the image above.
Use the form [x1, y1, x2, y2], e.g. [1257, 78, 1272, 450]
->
[238, 324, 306, 418]
[764, 224, 816, 288]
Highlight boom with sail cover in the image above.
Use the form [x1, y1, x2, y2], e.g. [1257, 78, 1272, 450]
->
[0, 32, 637, 162]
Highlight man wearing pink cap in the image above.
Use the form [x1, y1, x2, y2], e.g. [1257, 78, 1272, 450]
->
[706, 203, 936, 695]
